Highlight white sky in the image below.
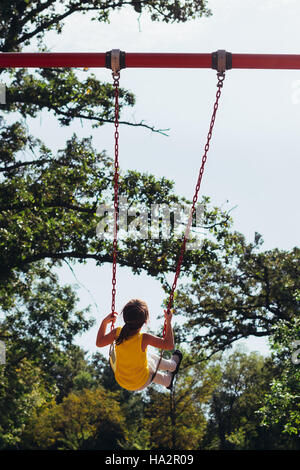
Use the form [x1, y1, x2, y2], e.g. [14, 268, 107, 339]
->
[21, 0, 300, 357]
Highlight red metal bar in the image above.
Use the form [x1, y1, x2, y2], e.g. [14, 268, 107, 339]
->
[0, 52, 107, 68]
[125, 53, 212, 68]
[232, 53, 300, 70]
[1, 52, 300, 69]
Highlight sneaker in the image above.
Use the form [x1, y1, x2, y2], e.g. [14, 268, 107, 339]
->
[166, 350, 183, 390]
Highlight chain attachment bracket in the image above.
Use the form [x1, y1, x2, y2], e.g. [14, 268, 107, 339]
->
[105, 49, 126, 74]
[212, 50, 232, 74]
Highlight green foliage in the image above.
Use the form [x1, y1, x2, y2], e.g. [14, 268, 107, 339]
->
[4, 68, 135, 128]
[1, 266, 93, 372]
[23, 387, 126, 450]
[258, 318, 300, 442]
[0, 118, 234, 298]
[0, 1, 219, 303]
[0, 263, 94, 448]
[176, 235, 300, 356]
[73, 370, 95, 391]
[141, 351, 218, 450]
[202, 348, 279, 450]
[0, 357, 54, 449]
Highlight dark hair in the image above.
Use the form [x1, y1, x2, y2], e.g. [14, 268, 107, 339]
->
[116, 299, 149, 346]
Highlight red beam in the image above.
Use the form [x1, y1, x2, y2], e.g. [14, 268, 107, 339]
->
[1, 52, 300, 69]
[125, 53, 212, 68]
[0, 52, 107, 68]
[233, 53, 300, 70]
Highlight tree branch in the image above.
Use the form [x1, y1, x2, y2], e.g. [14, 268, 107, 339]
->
[16, 1, 137, 47]
[15, 251, 112, 270]
[50, 105, 170, 135]
[0, 201, 97, 214]
[19, 0, 64, 29]
[17, 6, 78, 46]
[0, 158, 54, 173]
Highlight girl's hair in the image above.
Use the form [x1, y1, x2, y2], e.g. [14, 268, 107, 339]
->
[116, 299, 149, 346]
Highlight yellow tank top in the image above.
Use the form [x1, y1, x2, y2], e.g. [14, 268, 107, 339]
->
[114, 327, 149, 391]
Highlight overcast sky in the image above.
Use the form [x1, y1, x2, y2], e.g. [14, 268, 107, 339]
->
[21, 0, 300, 357]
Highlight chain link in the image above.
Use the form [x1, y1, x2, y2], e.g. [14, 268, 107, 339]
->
[163, 72, 226, 337]
[111, 71, 120, 329]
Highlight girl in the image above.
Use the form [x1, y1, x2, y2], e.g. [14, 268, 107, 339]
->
[96, 298, 182, 391]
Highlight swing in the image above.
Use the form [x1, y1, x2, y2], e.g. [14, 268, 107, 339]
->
[108, 50, 228, 379]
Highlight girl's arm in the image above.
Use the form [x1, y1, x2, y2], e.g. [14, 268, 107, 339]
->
[142, 310, 174, 351]
[96, 312, 117, 347]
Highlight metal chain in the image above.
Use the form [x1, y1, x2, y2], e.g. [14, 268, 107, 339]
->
[163, 71, 226, 337]
[109, 70, 225, 336]
[111, 71, 120, 329]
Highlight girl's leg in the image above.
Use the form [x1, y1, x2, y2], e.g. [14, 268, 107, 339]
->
[144, 352, 181, 389]
[152, 370, 172, 388]
[151, 353, 177, 372]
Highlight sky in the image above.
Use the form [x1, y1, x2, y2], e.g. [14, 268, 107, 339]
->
[19, 0, 300, 358]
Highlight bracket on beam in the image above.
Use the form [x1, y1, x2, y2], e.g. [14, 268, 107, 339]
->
[212, 50, 232, 73]
[105, 49, 126, 73]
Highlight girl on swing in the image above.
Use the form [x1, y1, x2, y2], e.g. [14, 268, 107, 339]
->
[96, 298, 182, 391]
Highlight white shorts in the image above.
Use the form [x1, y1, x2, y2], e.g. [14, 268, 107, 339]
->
[134, 351, 176, 391]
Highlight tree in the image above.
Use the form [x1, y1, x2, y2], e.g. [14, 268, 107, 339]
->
[0, 1, 212, 54]
[142, 351, 217, 450]
[0, 265, 96, 448]
[1, 265, 93, 373]
[0, 356, 53, 449]
[202, 348, 277, 450]
[258, 318, 300, 446]
[0, 130, 186, 280]
[0, 0, 234, 321]
[24, 387, 126, 450]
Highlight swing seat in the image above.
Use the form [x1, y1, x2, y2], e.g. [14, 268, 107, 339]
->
[109, 342, 117, 373]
